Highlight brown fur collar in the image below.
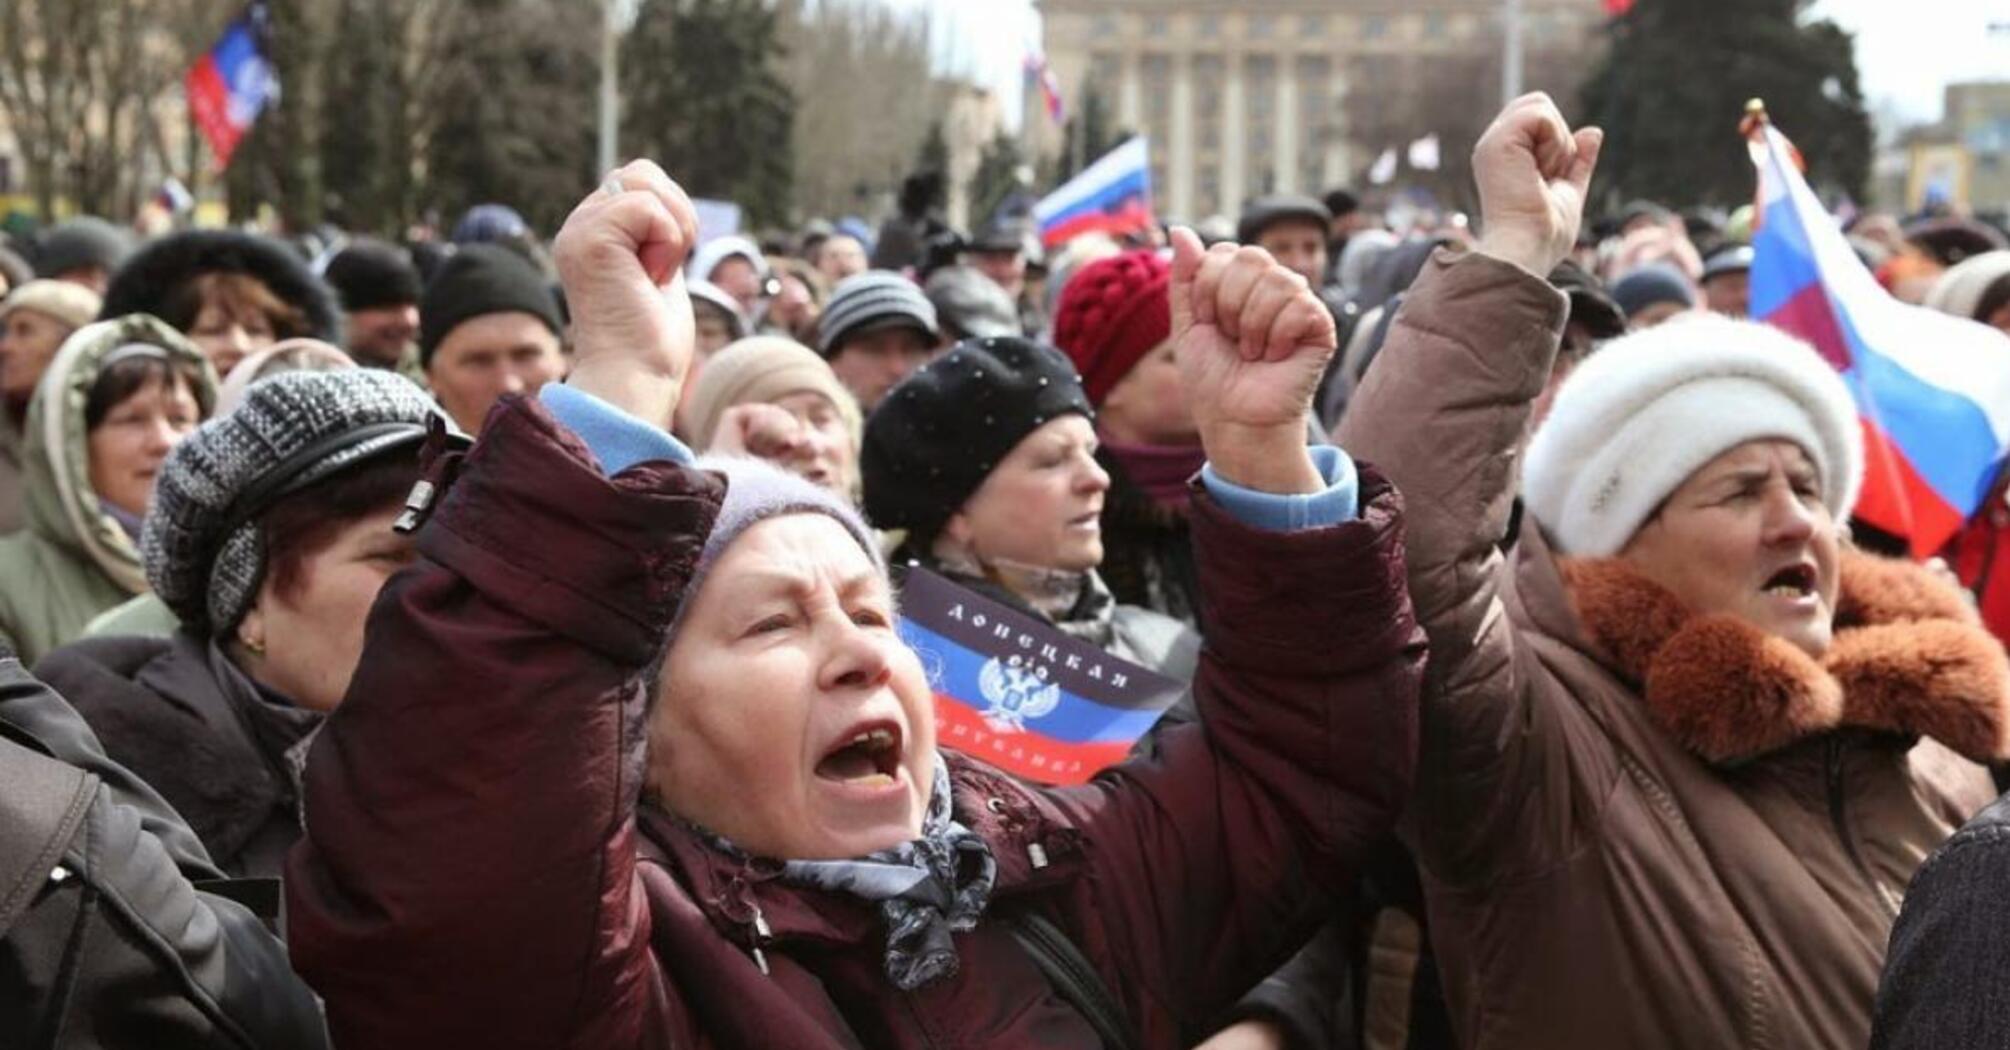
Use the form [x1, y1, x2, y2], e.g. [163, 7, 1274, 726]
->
[1561, 549, 2010, 765]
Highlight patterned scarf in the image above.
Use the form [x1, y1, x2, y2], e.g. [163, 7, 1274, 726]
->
[709, 758, 997, 991]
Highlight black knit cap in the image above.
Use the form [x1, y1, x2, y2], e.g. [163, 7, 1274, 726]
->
[418, 243, 563, 367]
[861, 336, 1093, 547]
[324, 238, 423, 312]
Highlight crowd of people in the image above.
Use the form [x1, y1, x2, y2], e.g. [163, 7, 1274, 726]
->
[3, 90, 2010, 1049]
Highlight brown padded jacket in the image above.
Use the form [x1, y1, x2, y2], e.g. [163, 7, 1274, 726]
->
[1338, 249, 2006, 1050]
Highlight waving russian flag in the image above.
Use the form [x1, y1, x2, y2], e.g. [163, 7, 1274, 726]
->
[1749, 115, 2010, 557]
[1024, 51, 1066, 125]
[185, 1, 279, 170]
[1033, 137, 1155, 250]
[897, 568, 1182, 786]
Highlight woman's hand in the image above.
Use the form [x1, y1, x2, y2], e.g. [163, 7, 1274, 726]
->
[1171, 227, 1334, 495]
[552, 159, 701, 430]
[1471, 92, 1602, 278]
[709, 402, 809, 462]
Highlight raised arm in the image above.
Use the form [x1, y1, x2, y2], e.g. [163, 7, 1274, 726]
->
[1335, 95, 1599, 885]
[286, 162, 718, 1049]
[1033, 228, 1425, 1041]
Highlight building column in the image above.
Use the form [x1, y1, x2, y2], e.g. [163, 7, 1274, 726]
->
[1169, 53, 1194, 221]
[1274, 55, 1299, 195]
[1221, 54, 1246, 215]
[1323, 64, 1351, 189]
[1118, 52, 1142, 133]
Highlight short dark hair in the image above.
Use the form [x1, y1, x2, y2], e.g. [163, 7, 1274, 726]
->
[84, 354, 210, 431]
[1323, 189, 1359, 217]
[258, 450, 421, 601]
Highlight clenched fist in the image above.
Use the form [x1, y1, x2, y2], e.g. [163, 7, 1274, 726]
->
[1170, 227, 1334, 495]
[1471, 92, 1602, 277]
[552, 159, 701, 430]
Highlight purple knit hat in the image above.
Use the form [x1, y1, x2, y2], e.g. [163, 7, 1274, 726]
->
[681, 455, 884, 619]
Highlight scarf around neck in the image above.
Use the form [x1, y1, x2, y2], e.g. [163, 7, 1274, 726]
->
[1100, 436, 1206, 512]
[704, 757, 997, 990]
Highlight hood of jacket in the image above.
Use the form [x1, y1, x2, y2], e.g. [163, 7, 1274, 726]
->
[1560, 547, 2010, 767]
[99, 229, 344, 345]
[22, 314, 217, 593]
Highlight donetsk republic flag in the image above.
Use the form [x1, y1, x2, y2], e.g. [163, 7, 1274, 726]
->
[897, 568, 1185, 786]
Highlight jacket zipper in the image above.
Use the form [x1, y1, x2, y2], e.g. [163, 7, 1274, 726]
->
[747, 900, 772, 976]
[1825, 738, 1898, 921]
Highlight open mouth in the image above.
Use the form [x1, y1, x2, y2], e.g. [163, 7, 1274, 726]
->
[815, 721, 903, 786]
[1067, 510, 1102, 529]
[1761, 563, 1818, 599]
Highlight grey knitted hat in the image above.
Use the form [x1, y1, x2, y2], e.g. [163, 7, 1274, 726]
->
[143, 368, 465, 635]
[678, 454, 884, 629]
[817, 271, 938, 358]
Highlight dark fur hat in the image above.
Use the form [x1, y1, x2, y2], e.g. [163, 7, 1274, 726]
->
[101, 229, 343, 345]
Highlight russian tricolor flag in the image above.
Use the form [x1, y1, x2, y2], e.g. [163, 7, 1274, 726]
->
[1033, 137, 1156, 251]
[185, 1, 279, 171]
[1749, 118, 2010, 557]
[1024, 52, 1066, 125]
[897, 568, 1182, 786]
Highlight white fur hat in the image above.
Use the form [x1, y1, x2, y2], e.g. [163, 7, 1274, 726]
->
[1523, 313, 1862, 556]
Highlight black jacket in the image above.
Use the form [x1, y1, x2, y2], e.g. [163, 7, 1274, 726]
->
[35, 632, 321, 881]
[1872, 790, 2010, 1048]
[0, 654, 327, 1047]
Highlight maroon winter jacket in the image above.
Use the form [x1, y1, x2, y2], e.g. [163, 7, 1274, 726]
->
[285, 395, 1423, 1049]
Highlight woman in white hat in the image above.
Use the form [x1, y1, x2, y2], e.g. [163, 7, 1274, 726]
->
[1338, 92, 2007, 1050]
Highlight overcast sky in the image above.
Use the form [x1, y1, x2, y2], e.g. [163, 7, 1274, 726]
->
[877, 0, 2008, 133]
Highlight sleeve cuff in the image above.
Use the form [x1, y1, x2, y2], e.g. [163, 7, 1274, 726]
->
[539, 383, 693, 475]
[1200, 444, 1358, 531]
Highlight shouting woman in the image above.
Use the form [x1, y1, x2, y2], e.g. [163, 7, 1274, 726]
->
[285, 157, 1424, 1048]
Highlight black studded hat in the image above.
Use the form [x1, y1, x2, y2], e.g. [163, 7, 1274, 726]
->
[861, 336, 1093, 547]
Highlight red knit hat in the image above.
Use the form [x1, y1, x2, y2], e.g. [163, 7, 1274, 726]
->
[1050, 250, 1171, 406]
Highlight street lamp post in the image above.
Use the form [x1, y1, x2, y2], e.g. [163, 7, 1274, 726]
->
[1502, 0, 1525, 106]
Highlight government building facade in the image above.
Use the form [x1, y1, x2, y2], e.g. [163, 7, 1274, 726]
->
[1036, 0, 1609, 220]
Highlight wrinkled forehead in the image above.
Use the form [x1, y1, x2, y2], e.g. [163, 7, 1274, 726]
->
[703, 514, 889, 604]
[1683, 437, 1820, 489]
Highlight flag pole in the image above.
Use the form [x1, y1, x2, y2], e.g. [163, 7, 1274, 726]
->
[1747, 96, 1921, 548]
[598, 0, 619, 177]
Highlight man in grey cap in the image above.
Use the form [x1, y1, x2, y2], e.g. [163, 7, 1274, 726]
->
[816, 270, 942, 411]
[32, 217, 134, 295]
[966, 217, 1044, 335]
[1700, 243, 1753, 319]
[1237, 195, 1335, 289]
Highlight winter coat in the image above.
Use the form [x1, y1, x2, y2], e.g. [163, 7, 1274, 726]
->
[1338, 249, 2005, 1050]
[1871, 790, 2010, 1048]
[0, 316, 215, 664]
[35, 631, 320, 881]
[0, 652, 327, 1047]
[286, 393, 1425, 1049]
